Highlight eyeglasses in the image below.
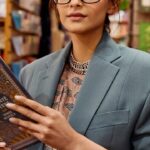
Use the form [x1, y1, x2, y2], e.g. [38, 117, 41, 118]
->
[53, 0, 100, 4]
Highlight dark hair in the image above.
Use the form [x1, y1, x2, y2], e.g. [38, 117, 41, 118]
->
[49, 0, 120, 32]
[105, 0, 121, 32]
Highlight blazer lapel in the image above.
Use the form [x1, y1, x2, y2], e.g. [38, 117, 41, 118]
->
[34, 43, 71, 106]
[69, 32, 121, 135]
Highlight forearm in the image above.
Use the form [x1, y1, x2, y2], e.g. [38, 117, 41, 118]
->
[63, 133, 107, 150]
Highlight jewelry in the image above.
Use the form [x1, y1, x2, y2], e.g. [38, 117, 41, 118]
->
[69, 52, 90, 75]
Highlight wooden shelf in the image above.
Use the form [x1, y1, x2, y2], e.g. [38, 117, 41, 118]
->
[0, 48, 4, 51]
[4, 0, 41, 64]
[12, 54, 38, 61]
[11, 0, 40, 16]
[110, 20, 128, 24]
[12, 28, 40, 36]
[0, 17, 5, 23]
[0, 49, 4, 58]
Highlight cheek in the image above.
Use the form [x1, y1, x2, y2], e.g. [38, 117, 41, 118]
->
[57, 11, 70, 29]
[87, 3, 108, 24]
[56, 6, 66, 20]
[88, 9, 106, 26]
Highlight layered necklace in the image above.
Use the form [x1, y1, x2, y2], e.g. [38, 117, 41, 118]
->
[69, 52, 90, 75]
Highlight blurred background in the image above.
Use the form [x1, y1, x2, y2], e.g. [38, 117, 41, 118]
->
[0, 0, 150, 78]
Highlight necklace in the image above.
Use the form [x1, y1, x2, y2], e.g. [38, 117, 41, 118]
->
[69, 52, 90, 75]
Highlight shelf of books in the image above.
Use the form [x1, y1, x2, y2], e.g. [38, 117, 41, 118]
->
[137, 0, 150, 52]
[0, 0, 41, 78]
[109, 0, 130, 45]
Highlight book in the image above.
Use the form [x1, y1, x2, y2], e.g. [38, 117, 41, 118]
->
[12, 35, 40, 56]
[0, 57, 38, 150]
[11, 11, 22, 30]
[12, 36, 24, 56]
[0, 0, 6, 17]
[0, 29, 5, 50]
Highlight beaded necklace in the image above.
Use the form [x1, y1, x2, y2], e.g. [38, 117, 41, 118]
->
[69, 52, 90, 75]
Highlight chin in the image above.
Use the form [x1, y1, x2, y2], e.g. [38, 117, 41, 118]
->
[62, 22, 89, 33]
[69, 29, 88, 34]
[66, 26, 92, 34]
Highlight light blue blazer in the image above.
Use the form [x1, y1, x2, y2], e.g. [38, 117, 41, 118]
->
[20, 31, 150, 150]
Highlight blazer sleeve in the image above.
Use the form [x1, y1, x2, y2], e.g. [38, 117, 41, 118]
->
[19, 65, 34, 90]
[19, 67, 26, 85]
[132, 92, 150, 149]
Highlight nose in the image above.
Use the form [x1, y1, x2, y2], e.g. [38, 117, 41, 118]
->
[69, 0, 83, 6]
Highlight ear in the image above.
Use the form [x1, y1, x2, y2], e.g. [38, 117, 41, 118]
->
[107, 2, 119, 15]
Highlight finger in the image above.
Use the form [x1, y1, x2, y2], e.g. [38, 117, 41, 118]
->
[27, 131, 45, 142]
[19, 127, 42, 140]
[9, 117, 48, 135]
[19, 126, 39, 136]
[14, 95, 52, 116]
[9, 117, 41, 132]
[6, 103, 45, 124]
[0, 142, 6, 147]
[0, 148, 11, 150]
[0, 142, 10, 150]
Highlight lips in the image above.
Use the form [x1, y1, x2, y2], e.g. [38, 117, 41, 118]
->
[67, 13, 86, 17]
[67, 13, 87, 21]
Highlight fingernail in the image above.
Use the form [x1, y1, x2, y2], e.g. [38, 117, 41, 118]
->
[6, 103, 14, 107]
[14, 95, 22, 99]
[9, 117, 16, 122]
[0, 142, 6, 146]
[19, 127, 23, 130]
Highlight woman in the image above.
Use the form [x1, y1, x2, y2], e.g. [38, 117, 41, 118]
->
[1, 0, 150, 149]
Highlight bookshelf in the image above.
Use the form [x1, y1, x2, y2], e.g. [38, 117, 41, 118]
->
[11, 0, 40, 16]
[109, 0, 130, 45]
[3, 0, 41, 65]
[4, 0, 12, 64]
[0, 17, 5, 23]
[12, 28, 41, 36]
[128, 0, 150, 51]
[109, 12, 129, 45]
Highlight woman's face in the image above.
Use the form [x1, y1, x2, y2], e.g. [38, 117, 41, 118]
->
[56, 0, 115, 34]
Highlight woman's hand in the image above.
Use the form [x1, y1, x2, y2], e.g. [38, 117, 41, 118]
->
[6, 95, 80, 150]
[0, 142, 11, 150]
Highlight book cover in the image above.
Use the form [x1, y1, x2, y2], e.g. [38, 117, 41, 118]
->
[11, 11, 22, 30]
[11, 36, 24, 56]
[0, 57, 38, 150]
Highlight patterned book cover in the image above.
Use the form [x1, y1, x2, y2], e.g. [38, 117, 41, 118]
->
[0, 57, 38, 150]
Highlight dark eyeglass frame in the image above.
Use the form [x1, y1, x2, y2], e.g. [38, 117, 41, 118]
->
[53, 0, 100, 4]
